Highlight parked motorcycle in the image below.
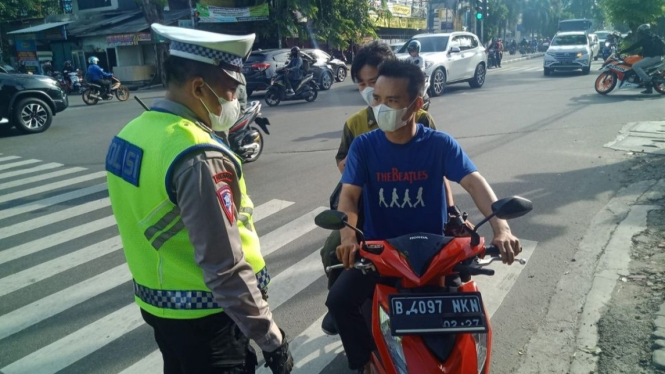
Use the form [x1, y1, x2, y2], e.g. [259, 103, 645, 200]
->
[224, 100, 270, 163]
[264, 68, 319, 107]
[82, 76, 130, 105]
[315, 196, 532, 374]
[595, 54, 665, 95]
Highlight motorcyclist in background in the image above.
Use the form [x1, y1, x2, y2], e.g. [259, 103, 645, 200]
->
[284, 47, 303, 97]
[86, 56, 113, 98]
[405, 40, 425, 69]
[620, 24, 665, 94]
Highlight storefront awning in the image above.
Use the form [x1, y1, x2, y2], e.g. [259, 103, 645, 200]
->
[8, 21, 73, 35]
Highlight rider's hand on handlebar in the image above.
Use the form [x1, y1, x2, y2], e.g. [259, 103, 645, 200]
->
[491, 231, 521, 265]
[336, 240, 359, 270]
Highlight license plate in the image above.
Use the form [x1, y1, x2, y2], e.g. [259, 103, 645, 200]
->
[389, 292, 488, 335]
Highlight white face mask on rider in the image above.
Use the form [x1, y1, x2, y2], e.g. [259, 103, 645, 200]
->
[371, 99, 417, 133]
[360, 86, 374, 106]
[199, 82, 241, 132]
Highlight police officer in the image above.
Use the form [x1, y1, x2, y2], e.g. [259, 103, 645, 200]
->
[105, 24, 293, 374]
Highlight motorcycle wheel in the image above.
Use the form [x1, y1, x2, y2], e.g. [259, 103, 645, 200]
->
[243, 127, 264, 163]
[595, 72, 617, 94]
[265, 89, 281, 107]
[305, 84, 318, 102]
[82, 89, 99, 105]
[115, 86, 130, 101]
[653, 72, 665, 94]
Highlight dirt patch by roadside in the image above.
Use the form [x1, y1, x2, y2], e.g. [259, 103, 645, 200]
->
[597, 154, 665, 374]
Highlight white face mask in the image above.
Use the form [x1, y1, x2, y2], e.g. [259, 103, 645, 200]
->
[372, 100, 416, 133]
[360, 86, 374, 106]
[200, 82, 241, 132]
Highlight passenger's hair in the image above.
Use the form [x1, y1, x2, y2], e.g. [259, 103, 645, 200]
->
[351, 40, 396, 82]
[377, 60, 425, 102]
[164, 55, 222, 87]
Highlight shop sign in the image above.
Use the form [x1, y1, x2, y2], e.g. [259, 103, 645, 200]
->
[195, 3, 269, 23]
[106, 33, 152, 47]
[390, 4, 411, 18]
[370, 14, 426, 29]
[43, 26, 67, 41]
[15, 40, 37, 52]
[17, 51, 38, 62]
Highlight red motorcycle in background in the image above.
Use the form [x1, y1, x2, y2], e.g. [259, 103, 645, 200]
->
[595, 54, 665, 94]
[315, 196, 532, 374]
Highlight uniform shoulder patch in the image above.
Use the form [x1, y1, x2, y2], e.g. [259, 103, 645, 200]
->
[216, 185, 235, 224]
[213, 171, 233, 184]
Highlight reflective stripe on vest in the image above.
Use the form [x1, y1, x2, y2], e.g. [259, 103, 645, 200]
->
[134, 266, 271, 310]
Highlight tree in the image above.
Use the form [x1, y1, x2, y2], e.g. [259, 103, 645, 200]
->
[0, 0, 60, 21]
[254, 0, 318, 48]
[139, 0, 169, 86]
[601, 0, 665, 33]
[315, 0, 375, 50]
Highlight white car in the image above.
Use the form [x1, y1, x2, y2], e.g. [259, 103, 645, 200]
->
[396, 32, 488, 96]
[543, 31, 593, 76]
[588, 33, 600, 60]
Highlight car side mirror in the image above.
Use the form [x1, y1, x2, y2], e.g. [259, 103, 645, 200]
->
[449, 46, 461, 54]
[314, 210, 348, 230]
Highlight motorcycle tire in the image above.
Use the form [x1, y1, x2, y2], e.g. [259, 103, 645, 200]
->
[595, 71, 617, 94]
[243, 127, 264, 163]
[304, 84, 318, 102]
[653, 72, 665, 94]
[265, 89, 281, 107]
[82, 89, 99, 105]
[115, 85, 130, 102]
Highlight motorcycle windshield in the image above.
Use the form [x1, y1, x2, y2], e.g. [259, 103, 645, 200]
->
[386, 233, 452, 277]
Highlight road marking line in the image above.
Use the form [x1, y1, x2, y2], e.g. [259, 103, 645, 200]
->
[0, 171, 106, 205]
[0, 199, 293, 342]
[260, 207, 326, 257]
[0, 303, 144, 374]
[0, 183, 108, 220]
[0, 236, 122, 298]
[0, 264, 130, 340]
[0, 163, 63, 181]
[0, 167, 86, 191]
[0, 197, 111, 241]
[0, 159, 40, 171]
[0, 156, 21, 163]
[0, 216, 117, 265]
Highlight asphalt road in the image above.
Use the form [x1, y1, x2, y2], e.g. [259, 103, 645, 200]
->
[1, 56, 665, 374]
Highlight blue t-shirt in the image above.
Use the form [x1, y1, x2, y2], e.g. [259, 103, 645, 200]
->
[342, 124, 477, 240]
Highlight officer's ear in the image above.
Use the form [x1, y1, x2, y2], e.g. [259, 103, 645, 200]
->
[190, 77, 206, 101]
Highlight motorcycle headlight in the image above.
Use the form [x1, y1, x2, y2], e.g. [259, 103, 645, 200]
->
[605, 42, 611, 47]
[472, 333, 488, 374]
[379, 306, 408, 374]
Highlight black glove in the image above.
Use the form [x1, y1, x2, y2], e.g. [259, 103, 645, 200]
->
[263, 329, 294, 374]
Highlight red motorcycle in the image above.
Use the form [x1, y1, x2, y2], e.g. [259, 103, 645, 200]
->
[314, 196, 532, 374]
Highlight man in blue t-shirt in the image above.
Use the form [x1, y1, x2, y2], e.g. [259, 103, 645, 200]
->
[326, 60, 521, 373]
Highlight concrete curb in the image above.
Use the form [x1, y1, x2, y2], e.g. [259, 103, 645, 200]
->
[502, 53, 544, 64]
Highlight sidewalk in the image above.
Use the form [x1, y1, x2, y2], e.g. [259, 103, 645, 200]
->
[502, 52, 544, 65]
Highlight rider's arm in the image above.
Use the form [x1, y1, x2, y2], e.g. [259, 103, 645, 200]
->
[335, 123, 355, 174]
[459, 172, 510, 235]
[172, 150, 283, 352]
[338, 138, 367, 246]
[622, 41, 642, 54]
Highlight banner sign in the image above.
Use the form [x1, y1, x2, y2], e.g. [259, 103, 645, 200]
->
[15, 40, 37, 52]
[106, 33, 152, 47]
[370, 14, 426, 29]
[195, 3, 269, 23]
[390, 4, 411, 18]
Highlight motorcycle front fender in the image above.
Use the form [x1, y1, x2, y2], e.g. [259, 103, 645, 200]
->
[254, 116, 271, 135]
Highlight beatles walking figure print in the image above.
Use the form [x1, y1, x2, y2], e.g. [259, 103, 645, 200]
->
[380, 187, 425, 208]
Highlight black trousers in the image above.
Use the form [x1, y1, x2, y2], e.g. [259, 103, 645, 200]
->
[325, 269, 378, 370]
[93, 79, 111, 95]
[141, 309, 257, 374]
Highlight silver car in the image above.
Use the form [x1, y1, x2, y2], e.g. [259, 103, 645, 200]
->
[396, 32, 488, 97]
[543, 32, 593, 76]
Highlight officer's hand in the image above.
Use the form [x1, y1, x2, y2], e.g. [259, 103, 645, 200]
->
[263, 328, 293, 374]
[336, 239, 359, 269]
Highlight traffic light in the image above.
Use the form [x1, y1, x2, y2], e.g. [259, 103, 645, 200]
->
[476, 12, 483, 20]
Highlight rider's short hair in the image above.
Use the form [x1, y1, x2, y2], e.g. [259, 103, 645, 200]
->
[377, 60, 424, 102]
[351, 40, 396, 83]
[164, 55, 223, 88]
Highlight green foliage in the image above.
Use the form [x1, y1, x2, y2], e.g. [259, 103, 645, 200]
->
[314, 0, 375, 50]
[0, 0, 61, 21]
[601, 0, 665, 32]
[253, 0, 318, 42]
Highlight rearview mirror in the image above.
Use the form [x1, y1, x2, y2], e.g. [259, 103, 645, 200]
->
[314, 210, 348, 230]
[491, 196, 533, 220]
[450, 46, 461, 54]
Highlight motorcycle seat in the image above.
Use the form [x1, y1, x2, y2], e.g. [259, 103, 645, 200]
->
[387, 233, 453, 277]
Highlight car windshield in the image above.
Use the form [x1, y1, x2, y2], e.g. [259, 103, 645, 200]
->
[551, 35, 587, 46]
[595, 32, 610, 40]
[246, 53, 267, 63]
[398, 36, 449, 53]
[1, 65, 15, 73]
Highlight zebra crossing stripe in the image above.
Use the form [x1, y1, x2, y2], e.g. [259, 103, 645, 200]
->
[0, 197, 111, 241]
[260, 207, 327, 257]
[0, 159, 40, 171]
[0, 156, 21, 163]
[1, 183, 107, 220]
[0, 171, 106, 205]
[0, 167, 86, 191]
[0, 163, 63, 181]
